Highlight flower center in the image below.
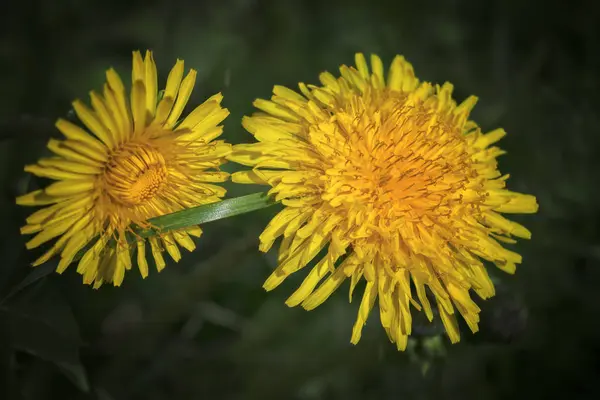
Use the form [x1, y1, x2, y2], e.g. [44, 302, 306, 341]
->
[103, 143, 168, 206]
[319, 93, 473, 230]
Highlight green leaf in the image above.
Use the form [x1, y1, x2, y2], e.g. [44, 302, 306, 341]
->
[56, 361, 90, 393]
[136, 191, 277, 237]
[75, 192, 276, 259]
[1, 281, 90, 392]
[1, 282, 82, 364]
[0, 262, 56, 305]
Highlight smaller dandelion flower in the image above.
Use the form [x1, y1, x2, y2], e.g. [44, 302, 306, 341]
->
[229, 53, 538, 349]
[18, 50, 231, 287]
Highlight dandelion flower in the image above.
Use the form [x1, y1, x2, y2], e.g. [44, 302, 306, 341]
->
[18, 50, 231, 287]
[229, 53, 538, 349]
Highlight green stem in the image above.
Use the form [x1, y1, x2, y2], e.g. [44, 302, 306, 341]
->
[136, 191, 278, 236]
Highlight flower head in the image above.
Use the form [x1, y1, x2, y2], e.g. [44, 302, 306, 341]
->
[230, 53, 538, 349]
[18, 50, 231, 287]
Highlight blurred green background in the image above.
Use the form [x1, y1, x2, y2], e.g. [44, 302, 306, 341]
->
[1, 0, 600, 398]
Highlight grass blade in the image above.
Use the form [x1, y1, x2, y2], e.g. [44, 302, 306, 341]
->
[137, 191, 277, 236]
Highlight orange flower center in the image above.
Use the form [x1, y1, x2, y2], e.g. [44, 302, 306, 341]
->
[103, 143, 168, 206]
[318, 94, 475, 234]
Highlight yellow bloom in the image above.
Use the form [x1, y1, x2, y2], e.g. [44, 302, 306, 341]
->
[230, 53, 538, 349]
[18, 50, 231, 288]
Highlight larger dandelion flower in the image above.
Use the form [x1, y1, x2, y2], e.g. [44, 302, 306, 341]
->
[18, 50, 231, 287]
[230, 53, 538, 349]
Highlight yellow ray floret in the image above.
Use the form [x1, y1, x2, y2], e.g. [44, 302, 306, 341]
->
[18, 50, 231, 287]
[229, 53, 538, 350]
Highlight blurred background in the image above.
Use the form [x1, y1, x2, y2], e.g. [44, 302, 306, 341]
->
[1, 0, 600, 398]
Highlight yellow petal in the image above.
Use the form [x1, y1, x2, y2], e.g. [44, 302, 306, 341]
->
[454, 95, 478, 124]
[47, 139, 104, 167]
[227, 152, 293, 169]
[149, 237, 166, 271]
[17, 190, 60, 206]
[153, 96, 175, 126]
[494, 193, 538, 214]
[318, 72, 340, 91]
[177, 97, 222, 131]
[296, 210, 326, 238]
[112, 249, 128, 287]
[131, 80, 147, 135]
[26, 211, 84, 249]
[340, 65, 365, 92]
[180, 108, 229, 141]
[38, 158, 101, 175]
[484, 211, 531, 239]
[439, 305, 460, 344]
[81, 261, 99, 285]
[392, 303, 409, 351]
[162, 234, 181, 262]
[273, 86, 306, 104]
[387, 55, 417, 92]
[164, 59, 184, 101]
[131, 51, 145, 87]
[185, 226, 203, 238]
[89, 92, 118, 148]
[439, 79, 454, 100]
[285, 254, 341, 306]
[72, 100, 113, 146]
[350, 280, 378, 344]
[56, 225, 95, 273]
[377, 274, 394, 329]
[106, 68, 130, 129]
[20, 224, 42, 234]
[475, 128, 506, 149]
[354, 53, 369, 80]
[231, 170, 269, 185]
[189, 171, 229, 183]
[253, 99, 299, 122]
[39, 195, 91, 224]
[137, 240, 149, 279]
[495, 260, 517, 274]
[173, 231, 195, 252]
[370, 54, 385, 88]
[31, 213, 93, 265]
[31, 231, 70, 267]
[24, 201, 64, 223]
[55, 119, 107, 153]
[103, 83, 129, 144]
[144, 50, 158, 116]
[166, 69, 197, 128]
[45, 180, 94, 197]
[78, 235, 107, 275]
[78, 241, 103, 284]
[348, 268, 363, 302]
[258, 208, 303, 252]
[242, 115, 297, 142]
[413, 277, 433, 321]
[301, 266, 348, 310]
[61, 139, 107, 163]
[24, 165, 83, 180]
